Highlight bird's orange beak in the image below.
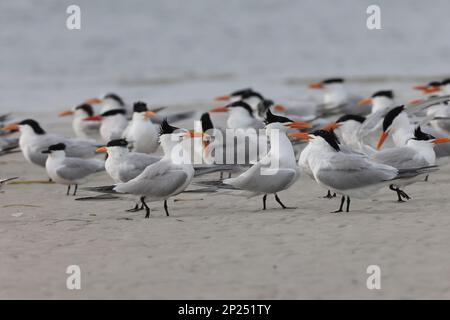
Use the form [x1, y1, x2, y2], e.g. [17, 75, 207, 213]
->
[413, 85, 428, 91]
[376, 131, 389, 150]
[184, 131, 203, 138]
[214, 95, 230, 102]
[358, 97, 372, 106]
[83, 115, 102, 121]
[285, 121, 312, 129]
[425, 87, 441, 94]
[409, 99, 424, 105]
[95, 146, 107, 153]
[209, 107, 229, 113]
[274, 104, 287, 112]
[143, 111, 156, 118]
[85, 98, 103, 105]
[321, 122, 341, 131]
[288, 132, 313, 140]
[1, 123, 19, 132]
[432, 137, 450, 144]
[308, 82, 323, 89]
[58, 110, 74, 117]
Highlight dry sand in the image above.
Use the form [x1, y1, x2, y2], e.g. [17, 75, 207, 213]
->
[1, 114, 450, 300]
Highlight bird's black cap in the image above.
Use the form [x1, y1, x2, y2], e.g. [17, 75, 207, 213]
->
[313, 130, 341, 151]
[106, 139, 128, 147]
[264, 109, 293, 124]
[382, 105, 405, 132]
[42, 143, 66, 154]
[75, 104, 94, 117]
[336, 114, 366, 124]
[18, 119, 46, 135]
[226, 101, 254, 116]
[371, 90, 394, 99]
[133, 101, 148, 113]
[322, 78, 344, 84]
[413, 126, 435, 141]
[104, 93, 125, 106]
[101, 109, 126, 117]
[159, 119, 179, 136]
[200, 113, 214, 132]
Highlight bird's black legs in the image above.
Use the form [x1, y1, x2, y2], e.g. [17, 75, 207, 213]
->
[164, 200, 169, 216]
[66, 185, 71, 196]
[274, 193, 287, 209]
[262, 194, 267, 210]
[323, 190, 337, 199]
[141, 197, 150, 218]
[126, 203, 144, 212]
[73, 184, 78, 196]
[332, 195, 345, 213]
[424, 174, 429, 182]
[389, 184, 410, 202]
[346, 196, 351, 212]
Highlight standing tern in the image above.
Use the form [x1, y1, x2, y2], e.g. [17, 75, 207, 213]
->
[59, 103, 100, 139]
[43, 143, 104, 195]
[308, 78, 367, 116]
[289, 130, 436, 212]
[199, 110, 310, 210]
[371, 126, 450, 201]
[209, 101, 264, 129]
[122, 102, 159, 153]
[85, 120, 198, 218]
[1, 119, 99, 168]
[84, 109, 129, 143]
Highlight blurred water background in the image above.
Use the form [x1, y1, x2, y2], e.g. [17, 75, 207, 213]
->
[1, 0, 450, 113]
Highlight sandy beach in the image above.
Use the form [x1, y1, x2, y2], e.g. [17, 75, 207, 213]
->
[0, 111, 449, 300]
[2, 0, 450, 300]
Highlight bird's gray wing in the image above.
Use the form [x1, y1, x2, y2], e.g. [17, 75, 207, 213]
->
[315, 153, 397, 190]
[56, 158, 104, 181]
[64, 138, 98, 158]
[406, 95, 450, 115]
[371, 147, 429, 169]
[0, 138, 18, 152]
[118, 154, 161, 182]
[115, 160, 189, 197]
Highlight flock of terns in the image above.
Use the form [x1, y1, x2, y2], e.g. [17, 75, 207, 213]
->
[1, 78, 450, 217]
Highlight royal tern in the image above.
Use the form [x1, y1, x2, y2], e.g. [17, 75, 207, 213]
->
[85, 93, 128, 114]
[371, 126, 450, 201]
[209, 101, 264, 129]
[289, 130, 436, 212]
[214, 88, 265, 116]
[84, 109, 129, 143]
[199, 110, 309, 210]
[43, 143, 104, 195]
[358, 90, 395, 114]
[85, 120, 198, 218]
[1, 119, 99, 168]
[59, 103, 100, 139]
[122, 102, 158, 153]
[308, 78, 367, 116]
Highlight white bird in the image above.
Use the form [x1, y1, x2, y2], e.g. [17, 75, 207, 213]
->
[122, 102, 159, 153]
[85, 93, 128, 114]
[209, 101, 265, 129]
[308, 78, 367, 116]
[86, 120, 197, 218]
[43, 143, 104, 195]
[2, 119, 99, 168]
[289, 130, 435, 212]
[370, 126, 450, 201]
[59, 103, 101, 139]
[214, 88, 265, 117]
[84, 109, 129, 143]
[200, 110, 303, 210]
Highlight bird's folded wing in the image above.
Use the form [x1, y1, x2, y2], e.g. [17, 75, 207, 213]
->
[56, 159, 104, 180]
[315, 153, 397, 190]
